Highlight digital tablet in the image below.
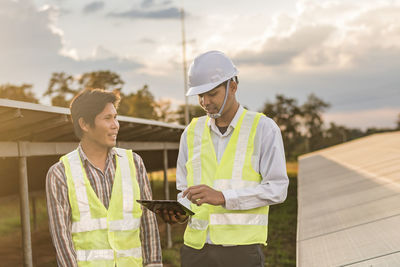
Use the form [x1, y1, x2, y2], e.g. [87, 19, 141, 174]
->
[137, 199, 195, 216]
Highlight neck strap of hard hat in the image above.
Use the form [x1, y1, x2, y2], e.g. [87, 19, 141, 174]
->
[209, 79, 230, 119]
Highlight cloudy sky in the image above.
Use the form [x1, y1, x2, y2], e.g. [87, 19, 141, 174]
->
[0, 0, 399, 129]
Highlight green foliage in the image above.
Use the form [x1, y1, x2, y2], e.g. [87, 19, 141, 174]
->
[150, 172, 298, 267]
[44, 70, 124, 107]
[162, 248, 182, 267]
[44, 72, 75, 107]
[324, 122, 364, 148]
[301, 93, 330, 151]
[154, 99, 176, 123]
[0, 170, 297, 266]
[175, 104, 206, 125]
[262, 93, 353, 159]
[44, 71, 176, 122]
[0, 216, 20, 236]
[119, 85, 158, 119]
[262, 95, 303, 160]
[0, 195, 48, 236]
[78, 70, 124, 91]
[262, 93, 398, 158]
[0, 83, 39, 103]
[41, 68, 397, 142]
[264, 173, 297, 266]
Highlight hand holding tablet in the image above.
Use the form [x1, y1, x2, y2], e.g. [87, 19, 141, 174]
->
[137, 198, 195, 226]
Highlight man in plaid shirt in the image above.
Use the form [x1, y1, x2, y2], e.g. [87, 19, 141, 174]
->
[46, 88, 162, 267]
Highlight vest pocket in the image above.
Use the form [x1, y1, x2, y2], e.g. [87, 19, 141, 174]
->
[210, 224, 268, 245]
[184, 224, 207, 250]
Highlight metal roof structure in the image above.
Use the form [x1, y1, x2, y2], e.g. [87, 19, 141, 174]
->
[0, 98, 185, 193]
[0, 98, 184, 143]
[297, 131, 400, 266]
[0, 98, 185, 266]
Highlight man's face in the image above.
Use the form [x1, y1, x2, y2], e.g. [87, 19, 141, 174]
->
[198, 83, 227, 115]
[85, 103, 119, 149]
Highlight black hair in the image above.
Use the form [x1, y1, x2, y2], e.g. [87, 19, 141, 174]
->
[70, 88, 120, 139]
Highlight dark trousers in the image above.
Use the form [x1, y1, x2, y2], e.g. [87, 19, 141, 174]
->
[181, 244, 265, 267]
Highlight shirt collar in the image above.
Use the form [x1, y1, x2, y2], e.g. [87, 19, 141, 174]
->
[208, 105, 245, 130]
[77, 144, 119, 164]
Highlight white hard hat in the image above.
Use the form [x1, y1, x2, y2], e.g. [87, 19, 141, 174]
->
[186, 50, 238, 96]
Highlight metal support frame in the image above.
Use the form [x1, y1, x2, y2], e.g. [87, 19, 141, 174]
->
[18, 142, 33, 267]
[0, 99, 185, 266]
[163, 149, 173, 248]
[1, 140, 180, 265]
[0, 141, 179, 157]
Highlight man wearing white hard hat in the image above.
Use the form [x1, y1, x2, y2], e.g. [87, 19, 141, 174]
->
[163, 51, 289, 267]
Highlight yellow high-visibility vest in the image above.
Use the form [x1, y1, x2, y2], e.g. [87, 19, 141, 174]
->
[184, 109, 269, 249]
[61, 148, 143, 267]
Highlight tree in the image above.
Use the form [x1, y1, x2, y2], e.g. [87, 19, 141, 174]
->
[301, 94, 330, 152]
[44, 72, 77, 107]
[324, 122, 349, 147]
[119, 85, 158, 119]
[0, 83, 39, 103]
[262, 95, 303, 160]
[154, 99, 175, 122]
[44, 70, 124, 107]
[175, 104, 206, 125]
[44, 70, 169, 121]
[78, 70, 124, 91]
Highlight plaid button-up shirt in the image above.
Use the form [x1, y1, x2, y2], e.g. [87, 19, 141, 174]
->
[46, 145, 162, 267]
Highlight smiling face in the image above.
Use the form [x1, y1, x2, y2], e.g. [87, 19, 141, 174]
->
[81, 102, 119, 150]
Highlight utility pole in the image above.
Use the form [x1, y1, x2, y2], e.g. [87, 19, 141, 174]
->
[180, 7, 189, 125]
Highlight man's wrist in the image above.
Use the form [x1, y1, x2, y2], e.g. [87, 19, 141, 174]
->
[219, 191, 226, 206]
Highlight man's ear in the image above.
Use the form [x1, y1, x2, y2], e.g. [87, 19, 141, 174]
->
[78, 117, 90, 134]
[230, 80, 238, 94]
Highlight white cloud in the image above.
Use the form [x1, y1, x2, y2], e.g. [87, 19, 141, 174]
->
[234, 1, 400, 71]
[0, 0, 142, 98]
[91, 45, 116, 59]
[1, 0, 399, 129]
[82, 1, 105, 14]
[229, 0, 400, 129]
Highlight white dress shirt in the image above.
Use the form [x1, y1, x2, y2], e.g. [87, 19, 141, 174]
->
[176, 105, 289, 210]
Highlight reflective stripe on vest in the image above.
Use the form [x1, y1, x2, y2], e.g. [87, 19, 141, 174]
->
[115, 147, 135, 216]
[65, 148, 141, 233]
[62, 148, 143, 266]
[188, 217, 209, 231]
[231, 110, 259, 180]
[210, 213, 268, 226]
[192, 116, 207, 186]
[213, 179, 259, 191]
[72, 217, 107, 233]
[71, 211, 141, 233]
[184, 110, 269, 249]
[76, 249, 114, 261]
[76, 247, 142, 261]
